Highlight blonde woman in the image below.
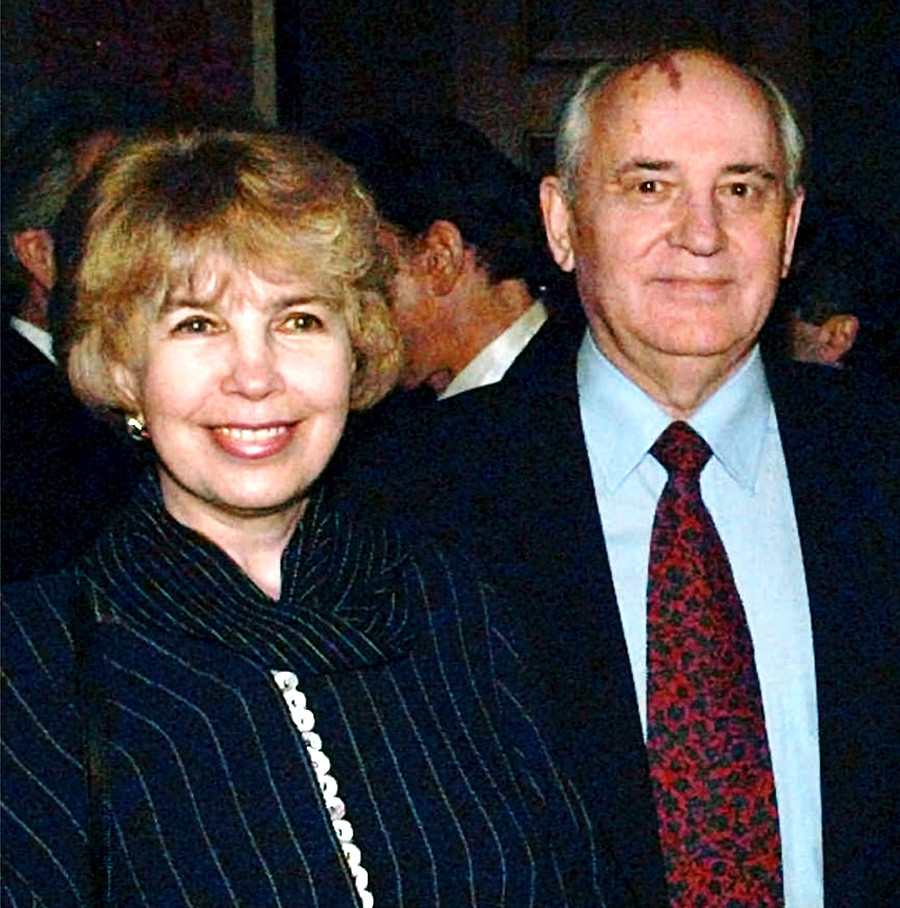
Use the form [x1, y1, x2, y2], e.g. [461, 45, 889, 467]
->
[1, 130, 606, 906]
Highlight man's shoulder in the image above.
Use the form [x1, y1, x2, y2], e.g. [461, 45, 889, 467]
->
[438, 314, 585, 432]
[2, 322, 63, 389]
[502, 307, 586, 388]
[768, 360, 900, 539]
[768, 359, 900, 463]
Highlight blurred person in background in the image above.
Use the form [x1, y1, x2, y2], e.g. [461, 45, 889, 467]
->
[0, 89, 158, 581]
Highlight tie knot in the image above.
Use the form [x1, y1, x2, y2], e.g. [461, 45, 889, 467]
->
[651, 421, 712, 480]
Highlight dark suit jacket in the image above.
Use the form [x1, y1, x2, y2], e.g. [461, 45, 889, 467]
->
[330, 318, 900, 907]
[1, 324, 145, 582]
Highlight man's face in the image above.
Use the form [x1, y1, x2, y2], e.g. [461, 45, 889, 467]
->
[378, 223, 464, 395]
[388, 246, 451, 392]
[543, 51, 803, 406]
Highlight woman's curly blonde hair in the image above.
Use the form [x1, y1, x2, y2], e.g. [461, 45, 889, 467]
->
[67, 128, 401, 412]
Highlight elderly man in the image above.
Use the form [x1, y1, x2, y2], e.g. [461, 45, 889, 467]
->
[335, 46, 899, 908]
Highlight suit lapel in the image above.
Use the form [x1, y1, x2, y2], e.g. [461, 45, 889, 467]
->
[487, 330, 668, 907]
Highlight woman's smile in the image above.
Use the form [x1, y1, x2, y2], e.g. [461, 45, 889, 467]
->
[211, 422, 297, 459]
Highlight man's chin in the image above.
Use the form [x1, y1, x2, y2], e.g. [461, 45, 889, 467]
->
[645, 324, 760, 360]
[423, 369, 454, 395]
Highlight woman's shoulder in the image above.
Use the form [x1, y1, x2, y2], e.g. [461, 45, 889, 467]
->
[2, 570, 89, 687]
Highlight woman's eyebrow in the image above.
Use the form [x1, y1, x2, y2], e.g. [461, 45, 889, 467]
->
[158, 291, 339, 317]
[271, 294, 340, 312]
[159, 296, 218, 315]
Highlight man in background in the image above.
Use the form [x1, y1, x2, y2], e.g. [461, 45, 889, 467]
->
[1, 92, 149, 581]
[329, 115, 579, 400]
[772, 200, 900, 377]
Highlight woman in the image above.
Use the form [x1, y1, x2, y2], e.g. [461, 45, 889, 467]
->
[1, 130, 606, 906]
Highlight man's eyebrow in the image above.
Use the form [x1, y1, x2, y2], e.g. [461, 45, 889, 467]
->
[614, 159, 676, 177]
[610, 160, 779, 183]
[722, 163, 777, 182]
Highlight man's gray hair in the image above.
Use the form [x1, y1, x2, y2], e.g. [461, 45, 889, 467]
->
[555, 48, 805, 206]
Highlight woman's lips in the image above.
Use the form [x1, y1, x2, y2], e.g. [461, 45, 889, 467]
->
[211, 423, 296, 459]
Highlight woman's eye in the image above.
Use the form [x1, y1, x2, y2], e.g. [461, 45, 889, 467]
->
[173, 315, 216, 334]
[283, 312, 323, 332]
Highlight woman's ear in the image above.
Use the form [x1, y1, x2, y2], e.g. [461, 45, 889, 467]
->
[110, 362, 141, 412]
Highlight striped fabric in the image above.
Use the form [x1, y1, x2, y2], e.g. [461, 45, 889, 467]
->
[2, 476, 605, 906]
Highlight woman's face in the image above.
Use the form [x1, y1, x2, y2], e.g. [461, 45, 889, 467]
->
[116, 254, 354, 534]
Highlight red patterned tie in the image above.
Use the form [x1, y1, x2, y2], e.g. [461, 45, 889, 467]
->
[646, 421, 783, 907]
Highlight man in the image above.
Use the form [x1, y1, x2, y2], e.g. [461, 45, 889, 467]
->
[329, 116, 577, 399]
[4, 129, 118, 344]
[2, 105, 144, 582]
[337, 47, 899, 907]
[784, 290, 859, 367]
[771, 202, 900, 377]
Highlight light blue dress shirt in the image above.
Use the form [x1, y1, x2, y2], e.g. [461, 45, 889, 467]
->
[577, 331, 823, 907]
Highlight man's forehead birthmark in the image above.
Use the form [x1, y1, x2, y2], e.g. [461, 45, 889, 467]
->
[629, 54, 683, 91]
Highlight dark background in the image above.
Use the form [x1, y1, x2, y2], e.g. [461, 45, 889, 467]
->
[4, 0, 898, 235]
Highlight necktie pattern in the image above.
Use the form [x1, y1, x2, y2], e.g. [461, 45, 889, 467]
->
[646, 421, 783, 907]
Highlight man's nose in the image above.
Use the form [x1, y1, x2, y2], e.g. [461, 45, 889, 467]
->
[667, 193, 726, 256]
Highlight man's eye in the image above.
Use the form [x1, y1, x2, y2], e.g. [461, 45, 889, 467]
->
[283, 312, 323, 332]
[173, 315, 216, 334]
[722, 181, 762, 200]
[638, 180, 661, 194]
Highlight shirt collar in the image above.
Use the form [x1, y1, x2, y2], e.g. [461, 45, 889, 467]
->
[10, 317, 56, 364]
[440, 301, 548, 400]
[690, 347, 771, 491]
[577, 332, 772, 492]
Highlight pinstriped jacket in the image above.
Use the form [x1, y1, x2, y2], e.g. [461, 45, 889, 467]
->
[1, 477, 608, 907]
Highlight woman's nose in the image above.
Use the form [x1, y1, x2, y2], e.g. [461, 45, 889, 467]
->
[221, 334, 285, 399]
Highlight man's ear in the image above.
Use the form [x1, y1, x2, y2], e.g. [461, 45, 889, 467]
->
[540, 177, 576, 272]
[780, 188, 805, 278]
[816, 313, 859, 366]
[110, 362, 142, 413]
[420, 220, 467, 296]
[12, 229, 56, 290]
